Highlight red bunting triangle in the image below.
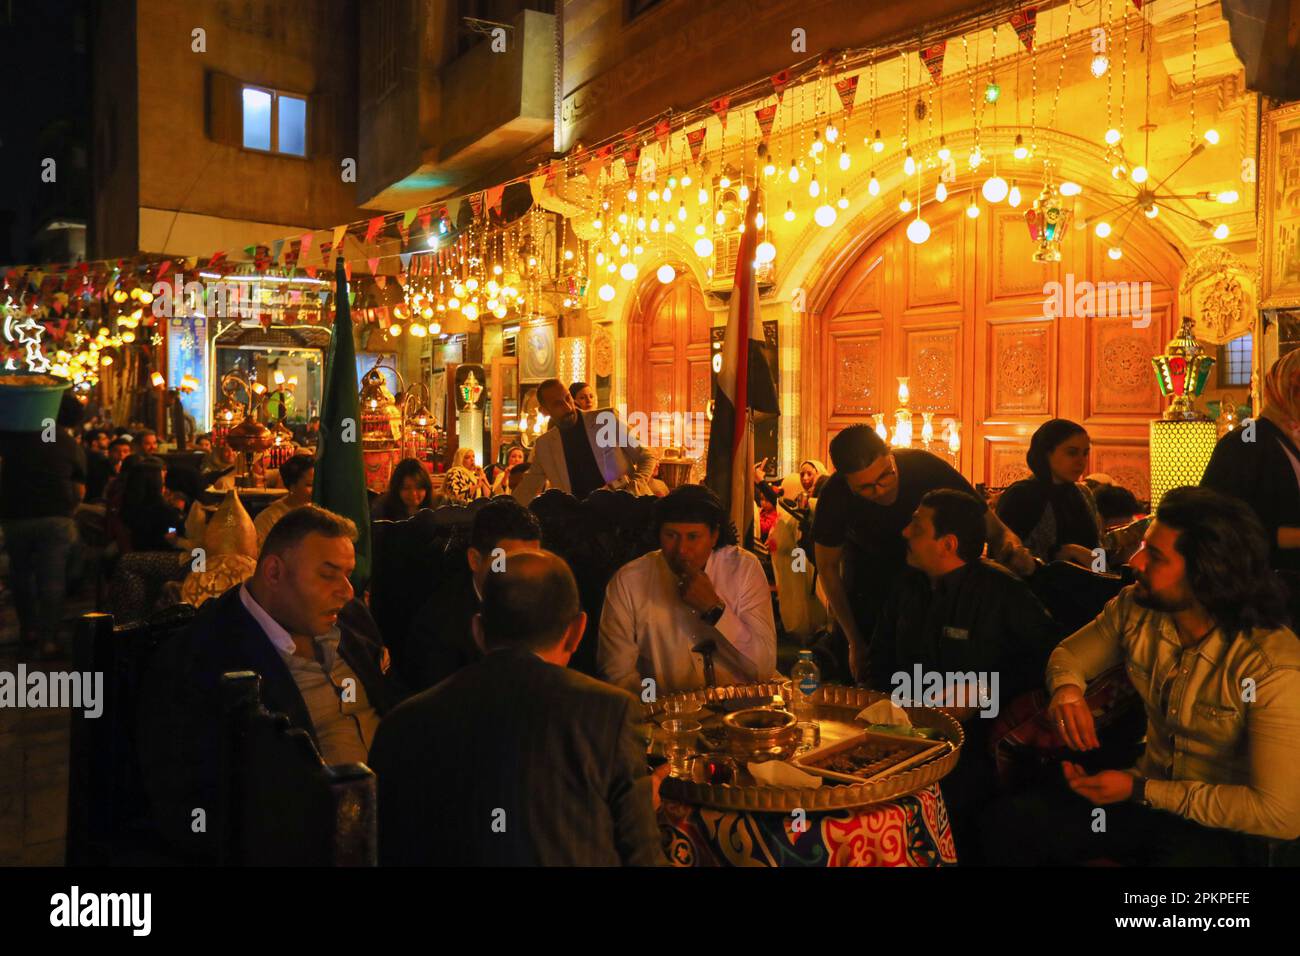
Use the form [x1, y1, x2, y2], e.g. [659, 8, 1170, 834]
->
[364, 215, 384, 245]
[485, 183, 506, 214]
[835, 75, 859, 116]
[919, 42, 947, 84]
[710, 95, 731, 131]
[770, 69, 791, 102]
[686, 127, 707, 165]
[622, 145, 641, 179]
[755, 104, 778, 143]
[1009, 7, 1037, 52]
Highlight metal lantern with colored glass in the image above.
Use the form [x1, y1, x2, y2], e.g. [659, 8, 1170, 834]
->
[1024, 182, 1071, 262]
[1148, 316, 1218, 509]
[359, 361, 403, 493]
[1151, 316, 1216, 421]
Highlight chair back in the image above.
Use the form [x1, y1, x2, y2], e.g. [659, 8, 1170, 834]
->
[218, 672, 376, 866]
[66, 604, 198, 866]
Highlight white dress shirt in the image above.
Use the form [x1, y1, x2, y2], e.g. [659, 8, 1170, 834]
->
[598, 545, 777, 695]
[238, 584, 378, 764]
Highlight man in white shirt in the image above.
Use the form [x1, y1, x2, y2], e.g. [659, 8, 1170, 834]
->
[512, 378, 658, 502]
[599, 484, 777, 695]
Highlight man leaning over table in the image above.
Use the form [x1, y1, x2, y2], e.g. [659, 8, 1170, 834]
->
[599, 484, 777, 696]
[983, 486, 1300, 866]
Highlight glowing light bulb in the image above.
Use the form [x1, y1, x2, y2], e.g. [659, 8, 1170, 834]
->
[906, 217, 931, 244]
[592, 218, 603, 231]
[1095, 221, 1112, 238]
[1091, 54, 1109, 78]
[657, 263, 676, 284]
[984, 81, 1000, 103]
[1107, 246, 1123, 260]
[466, 278, 479, 291]
[738, 184, 749, 201]
[1105, 128, 1122, 146]
[981, 175, 1009, 203]
[810, 132, 823, 155]
[634, 243, 644, 256]
[935, 182, 948, 203]
[1217, 190, 1239, 204]
[814, 204, 837, 227]
[715, 209, 726, 225]
[839, 146, 850, 171]
[1059, 181, 1082, 196]
[649, 216, 660, 232]
[788, 161, 800, 183]
[871, 130, 884, 153]
[636, 216, 646, 230]
[697, 187, 709, 205]
[662, 185, 672, 202]
[719, 175, 731, 189]
[1213, 223, 1230, 240]
[1144, 205, 1159, 219]
[388, 323, 403, 336]
[755, 211, 765, 229]
[695, 220, 706, 236]
[809, 175, 820, 198]
[627, 188, 637, 202]
[837, 188, 849, 210]
[1014, 133, 1029, 159]
[1008, 182, 1022, 208]
[763, 161, 776, 177]
[937, 138, 951, 162]
[898, 197, 912, 214]
[903, 150, 916, 176]
[1131, 166, 1148, 184]
[681, 173, 692, 186]
[969, 146, 983, 169]
[756, 241, 776, 264]
[594, 252, 604, 267]
[1204, 128, 1220, 145]
[825, 123, 839, 144]
[783, 201, 795, 222]
[1112, 164, 1128, 179]
[694, 237, 714, 257]
[598, 283, 616, 302]
[665, 221, 676, 234]
[462, 303, 479, 321]
[966, 197, 980, 218]
[868, 173, 880, 196]
[678, 202, 687, 221]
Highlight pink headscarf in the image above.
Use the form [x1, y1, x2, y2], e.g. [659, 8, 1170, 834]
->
[1260, 350, 1300, 441]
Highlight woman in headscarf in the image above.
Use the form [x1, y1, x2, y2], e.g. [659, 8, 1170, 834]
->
[781, 459, 829, 509]
[996, 419, 1148, 566]
[1201, 349, 1300, 574]
[451, 446, 493, 499]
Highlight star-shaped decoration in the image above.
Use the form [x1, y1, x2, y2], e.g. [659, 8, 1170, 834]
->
[25, 343, 51, 373]
[11, 316, 44, 346]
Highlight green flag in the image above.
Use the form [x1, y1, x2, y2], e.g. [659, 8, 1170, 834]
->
[314, 257, 372, 592]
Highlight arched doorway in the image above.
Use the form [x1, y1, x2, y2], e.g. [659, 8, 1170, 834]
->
[810, 190, 1182, 501]
[626, 275, 714, 448]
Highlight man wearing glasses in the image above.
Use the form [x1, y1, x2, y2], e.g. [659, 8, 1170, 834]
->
[812, 425, 1035, 683]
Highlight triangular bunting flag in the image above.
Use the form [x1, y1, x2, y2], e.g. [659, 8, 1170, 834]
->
[399, 251, 413, 273]
[835, 75, 859, 116]
[367, 256, 379, 275]
[417, 205, 433, 233]
[710, 95, 731, 131]
[1009, 7, 1037, 52]
[332, 225, 347, 256]
[770, 69, 791, 102]
[365, 215, 384, 245]
[654, 118, 671, 153]
[485, 183, 506, 215]
[755, 104, 778, 144]
[301, 232, 314, 258]
[622, 145, 641, 179]
[270, 238, 284, 265]
[920, 41, 947, 84]
[468, 192, 484, 218]
[402, 208, 418, 228]
[687, 127, 707, 165]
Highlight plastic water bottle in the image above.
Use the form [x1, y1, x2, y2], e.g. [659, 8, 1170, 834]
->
[790, 650, 821, 720]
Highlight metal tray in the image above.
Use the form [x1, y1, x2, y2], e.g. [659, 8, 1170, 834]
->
[647, 683, 964, 812]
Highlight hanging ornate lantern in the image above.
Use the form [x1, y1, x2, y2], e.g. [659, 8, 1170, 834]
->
[1024, 182, 1072, 262]
[1152, 316, 1216, 421]
[359, 366, 402, 449]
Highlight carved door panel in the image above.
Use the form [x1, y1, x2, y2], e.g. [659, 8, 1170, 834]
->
[629, 280, 713, 447]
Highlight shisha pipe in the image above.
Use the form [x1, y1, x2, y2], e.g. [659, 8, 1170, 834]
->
[692, 639, 718, 689]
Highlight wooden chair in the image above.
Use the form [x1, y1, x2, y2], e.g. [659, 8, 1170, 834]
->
[66, 604, 200, 866]
[218, 672, 376, 866]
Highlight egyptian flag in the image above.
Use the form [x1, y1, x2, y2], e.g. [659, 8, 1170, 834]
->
[705, 190, 780, 543]
[313, 257, 372, 592]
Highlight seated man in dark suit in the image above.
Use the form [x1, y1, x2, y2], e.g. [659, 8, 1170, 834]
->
[400, 498, 541, 691]
[370, 549, 667, 866]
[137, 505, 405, 860]
[870, 488, 1059, 863]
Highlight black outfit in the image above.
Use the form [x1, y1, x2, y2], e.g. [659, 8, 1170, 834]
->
[812, 449, 984, 653]
[371, 496, 424, 521]
[369, 646, 664, 866]
[125, 499, 183, 552]
[1200, 416, 1300, 573]
[400, 569, 482, 692]
[559, 419, 606, 499]
[870, 559, 1059, 863]
[983, 779, 1273, 866]
[135, 585, 406, 861]
[995, 478, 1099, 559]
[0, 429, 86, 518]
[84, 450, 115, 502]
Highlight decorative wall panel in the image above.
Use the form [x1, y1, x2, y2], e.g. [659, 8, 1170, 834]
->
[990, 323, 1051, 416]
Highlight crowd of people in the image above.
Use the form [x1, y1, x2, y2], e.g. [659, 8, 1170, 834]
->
[7, 359, 1300, 867]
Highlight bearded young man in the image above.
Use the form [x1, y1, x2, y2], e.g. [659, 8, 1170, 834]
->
[984, 486, 1300, 866]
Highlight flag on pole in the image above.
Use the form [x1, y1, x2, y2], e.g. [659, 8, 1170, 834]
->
[705, 190, 780, 543]
[313, 257, 372, 592]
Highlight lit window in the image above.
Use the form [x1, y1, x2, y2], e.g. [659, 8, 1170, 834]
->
[241, 85, 308, 157]
[242, 87, 272, 151]
[278, 95, 306, 156]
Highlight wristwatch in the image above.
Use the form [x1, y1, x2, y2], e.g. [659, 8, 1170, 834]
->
[700, 603, 725, 626]
[1129, 775, 1151, 807]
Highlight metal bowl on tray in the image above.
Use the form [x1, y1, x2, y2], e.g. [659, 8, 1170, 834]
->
[719, 707, 800, 761]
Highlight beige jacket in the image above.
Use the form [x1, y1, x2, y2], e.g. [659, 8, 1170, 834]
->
[512, 409, 658, 502]
[1047, 585, 1300, 840]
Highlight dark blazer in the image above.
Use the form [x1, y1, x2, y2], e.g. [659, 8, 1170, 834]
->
[400, 569, 482, 692]
[136, 585, 406, 859]
[369, 646, 664, 866]
[1200, 416, 1300, 573]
